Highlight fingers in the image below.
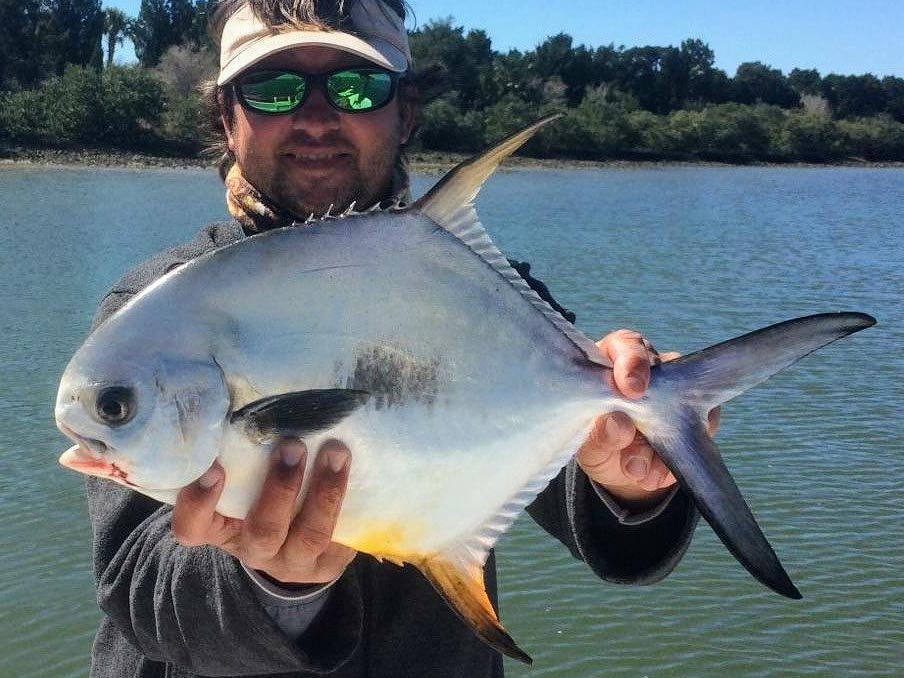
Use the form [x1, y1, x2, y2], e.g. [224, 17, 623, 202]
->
[708, 406, 721, 435]
[286, 440, 351, 563]
[598, 329, 655, 399]
[173, 462, 226, 547]
[240, 440, 308, 565]
[621, 436, 676, 492]
[577, 411, 635, 470]
[172, 438, 355, 585]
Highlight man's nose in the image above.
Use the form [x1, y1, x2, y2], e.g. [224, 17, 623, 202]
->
[291, 88, 341, 134]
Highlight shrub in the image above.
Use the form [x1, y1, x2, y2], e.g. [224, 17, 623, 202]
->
[0, 65, 164, 145]
[480, 93, 539, 148]
[572, 88, 638, 156]
[101, 66, 165, 143]
[780, 112, 845, 161]
[838, 115, 904, 161]
[419, 95, 485, 151]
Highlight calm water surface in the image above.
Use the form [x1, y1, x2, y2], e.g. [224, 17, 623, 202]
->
[0, 164, 901, 677]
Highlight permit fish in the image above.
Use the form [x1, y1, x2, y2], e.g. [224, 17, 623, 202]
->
[55, 116, 875, 664]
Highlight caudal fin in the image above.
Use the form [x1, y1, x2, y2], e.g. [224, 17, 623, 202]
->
[643, 312, 875, 598]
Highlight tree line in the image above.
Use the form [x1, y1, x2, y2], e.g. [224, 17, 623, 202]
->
[1, 2, 903, 162]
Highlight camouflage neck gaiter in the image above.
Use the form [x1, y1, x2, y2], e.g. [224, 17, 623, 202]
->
[225, 161, 412, 235]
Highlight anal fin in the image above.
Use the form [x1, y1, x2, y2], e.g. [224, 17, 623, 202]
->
[418, 549, 532, 665]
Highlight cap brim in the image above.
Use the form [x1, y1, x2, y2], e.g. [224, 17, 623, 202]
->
[217, 32, 408, 85]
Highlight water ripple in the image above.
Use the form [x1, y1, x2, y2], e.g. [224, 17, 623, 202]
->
[3, 166, 902, 677]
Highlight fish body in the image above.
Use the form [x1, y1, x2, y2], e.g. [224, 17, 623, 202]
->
[55, 117, 875, 664]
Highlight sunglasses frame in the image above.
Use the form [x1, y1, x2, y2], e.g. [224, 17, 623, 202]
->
[232, 67, 401, 116]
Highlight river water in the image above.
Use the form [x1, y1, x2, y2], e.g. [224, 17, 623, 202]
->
[0, 164, 900, 677]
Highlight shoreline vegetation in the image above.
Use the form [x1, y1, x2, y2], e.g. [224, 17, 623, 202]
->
[3, 144, 902, 172]
[3, 7, 904, 167]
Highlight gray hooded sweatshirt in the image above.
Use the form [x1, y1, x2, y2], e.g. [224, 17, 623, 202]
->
[85, 221, 699, 678]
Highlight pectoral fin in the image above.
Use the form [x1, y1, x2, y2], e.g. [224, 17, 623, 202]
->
[231, 389, 369, 440]
[418, 549, 532, 665]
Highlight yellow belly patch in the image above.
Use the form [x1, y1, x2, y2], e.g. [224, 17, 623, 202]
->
[342, 520, 430, 567]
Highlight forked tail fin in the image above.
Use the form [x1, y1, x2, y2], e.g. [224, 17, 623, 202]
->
[643, 312, 876, 598]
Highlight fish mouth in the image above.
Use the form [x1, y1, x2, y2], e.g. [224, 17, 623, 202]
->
[57, 422, 110, 456]
[57, 422, 137, 488]
[58, 444, 138, 488]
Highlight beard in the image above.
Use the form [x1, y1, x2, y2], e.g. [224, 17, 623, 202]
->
[244, 125, 402, 220]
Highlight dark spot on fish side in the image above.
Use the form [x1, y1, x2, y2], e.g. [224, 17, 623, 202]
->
[345, 345, 440, 410]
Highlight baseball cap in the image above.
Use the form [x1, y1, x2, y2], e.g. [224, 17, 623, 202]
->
[217, 0, 411, 86]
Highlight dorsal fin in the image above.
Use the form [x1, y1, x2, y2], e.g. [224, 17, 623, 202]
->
[415, 114, 560, 223]
[413, 115, 608, 367]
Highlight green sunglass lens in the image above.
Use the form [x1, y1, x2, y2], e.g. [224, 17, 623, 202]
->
[328, 70, 393, 111]
[240, 72, 305, 113]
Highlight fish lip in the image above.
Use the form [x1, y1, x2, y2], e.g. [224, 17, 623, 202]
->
[58, 444, 138, 488]
[57, 422, 109, 455]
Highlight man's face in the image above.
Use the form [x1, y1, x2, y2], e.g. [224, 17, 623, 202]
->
[223, 46, 415, 217]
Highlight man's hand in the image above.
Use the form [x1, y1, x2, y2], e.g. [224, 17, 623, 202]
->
[172, 439, 356, 586]
[576, 329, 720, 510]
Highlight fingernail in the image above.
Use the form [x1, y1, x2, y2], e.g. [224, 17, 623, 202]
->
[626, 456, 649, 480]
[280, 440, 306, 467]
[198, 465, 222, 489]
[326, 447, 349, 473]
[605, 413, 629, 440]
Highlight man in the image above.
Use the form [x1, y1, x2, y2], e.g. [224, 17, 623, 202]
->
[85, 1, 713, 676]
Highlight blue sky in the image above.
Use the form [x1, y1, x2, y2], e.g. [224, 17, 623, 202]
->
[107, 0, 903, 77]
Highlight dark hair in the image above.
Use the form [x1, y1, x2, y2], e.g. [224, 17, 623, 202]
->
[209, 0, 407, 39]
[201, 0, 425, 180]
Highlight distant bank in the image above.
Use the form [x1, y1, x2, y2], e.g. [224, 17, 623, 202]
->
[3, 145, 902, 172]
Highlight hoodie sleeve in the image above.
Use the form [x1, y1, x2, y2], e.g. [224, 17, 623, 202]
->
[87, 478, 364, 675]
[526, 460, 699, 583]
[509, 259, 700, 582]
[85, 223, 365, 675]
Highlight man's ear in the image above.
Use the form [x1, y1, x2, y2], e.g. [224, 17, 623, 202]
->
[399, 96, 417, 146]
[222, 111, 235, 152]
[218, 91, 237, 153]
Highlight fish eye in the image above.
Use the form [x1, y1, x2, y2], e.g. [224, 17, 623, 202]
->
[95, 386, 136, 426]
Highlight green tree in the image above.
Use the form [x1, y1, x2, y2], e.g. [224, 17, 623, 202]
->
[533, 32, 572, 79]
[132, 0, 204, 67]
[680, 39, 731, 105]
[103, 7, 131, 67]
[788, 68, 822, 95]
[882, 76, 904, 123]
[616, 46, 665, 112]
[0, 0, 43, 88]
[409, 18, 493, 110]
[36, 0, 105, 75]
[132, 0, 171, 66]
[560, 44, 593, 105]
[822, 73, 888, 119]
[616, 45, 690, 114]
[589, 44, 619, 86]
[731, 62, 799, 107]
[487, 49, 541, 104]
